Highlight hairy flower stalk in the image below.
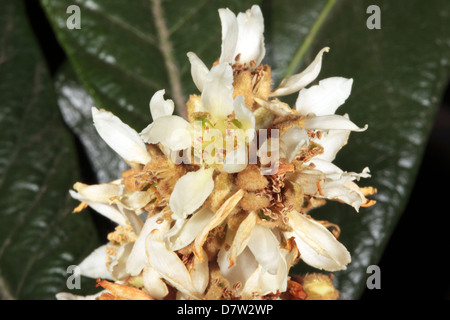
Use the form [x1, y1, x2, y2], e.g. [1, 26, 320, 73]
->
[58, 5, 376, 301]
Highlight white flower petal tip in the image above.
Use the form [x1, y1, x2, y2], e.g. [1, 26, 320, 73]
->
[218, 8, 239, 64]
[233, 95, 256, 139]
[146, 230, 203, 299]
[296, 77, 354, 116]
[270, 47, 330, 97]
[164, 207, 215, 252]
[169, 167, 215, 220]
[223, 145, 248, 173]
[286, 211, 351, 271]
[226, 211, 257, 269]
[92, 107, 151, 165]
[149, 89, 174, 121]
[78, 245, 113, 280]
[254, 97, 295, 117]
[187, 52, 209, 92]
[247, 224, 281, 275]
[303, 114, 368, 132]
[194, 189, 245, 262]
[140, 115, 192, 151]
[201, 63, 234, 118]
[70, 183, 136, 227]
[281, 126, 309, 163]
[219, 5, 265, 65]
[126, 212, 170, 276]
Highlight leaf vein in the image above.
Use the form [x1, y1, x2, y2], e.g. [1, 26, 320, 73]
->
[150, 0, 186, 118]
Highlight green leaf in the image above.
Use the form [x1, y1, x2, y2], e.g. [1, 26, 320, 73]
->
[40, 0, 450, 299]
[0, 0, 99, 299]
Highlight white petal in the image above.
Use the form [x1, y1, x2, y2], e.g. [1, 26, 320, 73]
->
[270, 47, 329, 97]
[233, 95, 256, 140]
[140, 115, 192, 151]
[79, 245, 113, 280]
[218, 8, 239, 64]
[326, 181, 366, 211]
[281, 126, 308, 163]
[142, 266, 169, 299]
[112, 190, 153, 212]
[240, 248, 294, 298]
[290, 166, 371, 211]
[169, 167, 214, 220]
[73, 182, 119, 203]
[69, 190, 127, 226]
[108, 242, 133, 281]
[146, 230, 200, 299]
[285, 211, 351, 271]
[223, 145, 248, 173]
[306, 159, 343, 177]
[149, 89, 174, 120]
[92, 107, 151, 164]
[311, 127, 350, 162]
[126, 212, 169, 276]
[218, 246, 258, 289]
[194, 189, 244, 261]
[190, 254, 209, 295]
[235, 5, 265, 65]
[116, 206, 145, 235]
[187, 52, 209, 92]
[201, 63, 234, 119]
[226, 211, 257, 269]
[247, 225, 280, 275]
[165, 207, 214, 251]
[320, 172, 371, 211]
[303, 114, 368, 131]
[296, 77, 353, 116]
[254, 97, 295, 117]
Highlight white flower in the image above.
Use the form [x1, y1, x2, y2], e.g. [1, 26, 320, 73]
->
[164, 207, 215, 251]
[270, 47, 330, 97]
[169, 167, 214, 220]
[200, 62, 235, 119]
[126, 211, 171, 299]
[140, 89, 192, 152]
[92, 107, 151, 165]
[290, 164, 372, 212]
[146, 229, 208, 299]
[77, 244, 114, 280]
[217, 212, 297, 297]
[197, 63, 255, 131]
[219, 5, 265, 66]
[187, 5, 264, 93]
[62, 4, 376, 301]
[187, 62, 256, 171]
[70, 183, 145, 230]
[284, 210, 351, 271]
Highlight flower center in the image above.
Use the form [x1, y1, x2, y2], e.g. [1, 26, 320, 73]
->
[191, 112, 248, 167]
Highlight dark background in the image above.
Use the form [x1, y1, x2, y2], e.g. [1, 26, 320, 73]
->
[25, 0, 450, 300]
